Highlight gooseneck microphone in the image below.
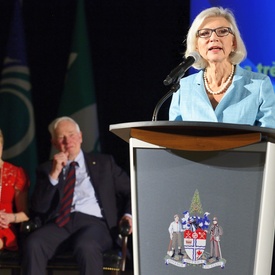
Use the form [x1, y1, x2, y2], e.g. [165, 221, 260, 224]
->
[163, 51, 201, 86]
[152, 51, 201, 121]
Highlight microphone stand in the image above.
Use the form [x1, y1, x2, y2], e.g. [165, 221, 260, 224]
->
[152, 81, 180, 121]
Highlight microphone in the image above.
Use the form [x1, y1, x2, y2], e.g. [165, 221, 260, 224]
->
[163, 52, 201, 86]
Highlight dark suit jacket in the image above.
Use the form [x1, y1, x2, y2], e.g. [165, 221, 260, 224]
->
[30, 152, 131, 238]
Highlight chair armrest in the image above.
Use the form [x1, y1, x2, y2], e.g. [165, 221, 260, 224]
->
[22, 217, 131, 235]
[21, 217, 42, 234]
[118, 219, 131, 271]
[119, 219, 131, 237]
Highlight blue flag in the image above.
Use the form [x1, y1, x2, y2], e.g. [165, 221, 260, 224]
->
[0, 0, 38, 194]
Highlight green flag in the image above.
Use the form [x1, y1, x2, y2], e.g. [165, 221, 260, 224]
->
[0, 0, 38, 194]
[56, 0, 100, 154]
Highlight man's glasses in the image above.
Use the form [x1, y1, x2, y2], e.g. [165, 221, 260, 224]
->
[196, 27, 234, 38]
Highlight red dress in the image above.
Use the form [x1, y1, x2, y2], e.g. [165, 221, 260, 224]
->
[0, 162, 29, 251]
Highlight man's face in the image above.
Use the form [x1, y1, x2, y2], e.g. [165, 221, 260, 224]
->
[53, 120, 82, 160]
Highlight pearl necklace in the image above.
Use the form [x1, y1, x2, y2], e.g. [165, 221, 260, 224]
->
[204, 64, 235, 95]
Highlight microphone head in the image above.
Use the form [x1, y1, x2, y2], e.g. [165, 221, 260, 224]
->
[163, 51, 201, 86]
[188, 51, 201, 62]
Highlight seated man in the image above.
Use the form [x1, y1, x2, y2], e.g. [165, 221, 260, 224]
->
[22, 116, 132, 275]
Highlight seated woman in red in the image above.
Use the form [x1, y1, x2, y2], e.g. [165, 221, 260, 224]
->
[0, 129, 29, 251]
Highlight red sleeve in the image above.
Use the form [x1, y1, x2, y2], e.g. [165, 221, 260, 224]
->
[15, 167, 30, 192]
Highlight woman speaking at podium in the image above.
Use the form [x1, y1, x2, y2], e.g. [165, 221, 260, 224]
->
[169, 7, 275, 128]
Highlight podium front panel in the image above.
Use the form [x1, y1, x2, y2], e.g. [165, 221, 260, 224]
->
[130, 139, 274, 275]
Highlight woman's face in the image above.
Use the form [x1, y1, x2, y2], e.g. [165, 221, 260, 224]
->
[196, 16, 235, 65]
[0, 141, 2, 160]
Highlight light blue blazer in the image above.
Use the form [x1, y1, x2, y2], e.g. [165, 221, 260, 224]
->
[169, 65, 275, 128]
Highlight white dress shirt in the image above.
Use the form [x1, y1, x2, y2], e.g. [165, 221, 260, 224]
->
[50, 150, 103, 218]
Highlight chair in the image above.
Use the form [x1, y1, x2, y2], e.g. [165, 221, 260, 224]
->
[0, 220, 130, 275]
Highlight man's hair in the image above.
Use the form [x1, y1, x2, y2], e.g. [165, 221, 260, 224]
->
[48, 116, 80, 139]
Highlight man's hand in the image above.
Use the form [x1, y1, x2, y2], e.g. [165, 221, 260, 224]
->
[50, 151, 69, 180]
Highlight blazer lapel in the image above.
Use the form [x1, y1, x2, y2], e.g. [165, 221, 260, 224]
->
[84, 154, 105, 212]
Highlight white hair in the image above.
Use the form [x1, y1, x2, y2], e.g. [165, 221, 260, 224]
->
[185, 6, 247, 69]
[48, 116, 80, 139]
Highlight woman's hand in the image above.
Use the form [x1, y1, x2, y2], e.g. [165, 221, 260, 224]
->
[0, 210, 14, 228]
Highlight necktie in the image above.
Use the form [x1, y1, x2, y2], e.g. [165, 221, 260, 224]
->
[56, 161, 78, 227]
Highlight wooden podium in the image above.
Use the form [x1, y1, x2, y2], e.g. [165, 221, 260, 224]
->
[110, 121, 275, 275]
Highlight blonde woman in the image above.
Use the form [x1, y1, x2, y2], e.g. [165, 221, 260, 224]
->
[169, 7, 275, 128]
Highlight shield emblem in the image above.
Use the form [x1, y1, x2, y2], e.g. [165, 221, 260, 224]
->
[184, 228, 206, 261]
